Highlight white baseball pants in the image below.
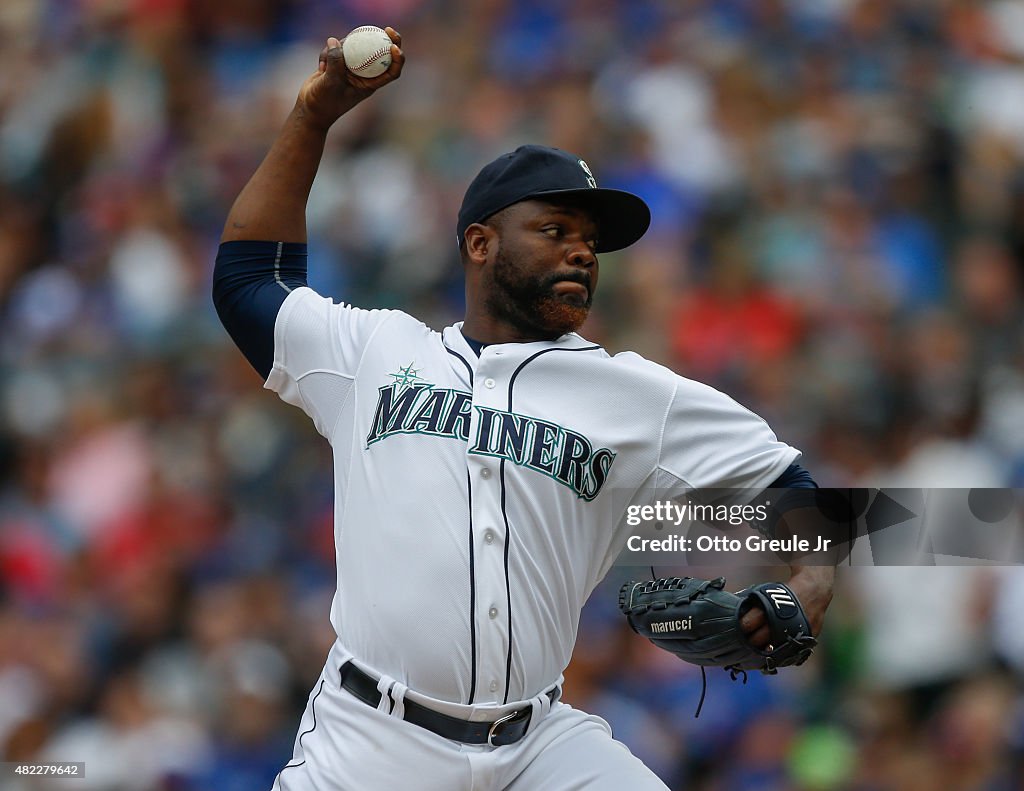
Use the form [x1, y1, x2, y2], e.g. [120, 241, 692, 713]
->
[270, 663, 670, 791]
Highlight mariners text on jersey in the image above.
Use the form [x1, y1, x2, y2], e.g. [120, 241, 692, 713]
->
[366, 375, 616, 501]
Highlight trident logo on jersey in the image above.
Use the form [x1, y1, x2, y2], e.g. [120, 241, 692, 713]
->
[367, 366, 616, 500]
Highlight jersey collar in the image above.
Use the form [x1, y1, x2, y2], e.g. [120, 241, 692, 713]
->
[443, 322, 598, 357]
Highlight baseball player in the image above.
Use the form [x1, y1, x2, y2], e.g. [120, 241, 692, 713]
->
[212, 29, 835, 790]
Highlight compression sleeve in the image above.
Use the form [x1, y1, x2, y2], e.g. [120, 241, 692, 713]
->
[768, 463, 817, 489]
[212, 240, 308, 380]
[759, 463, 820, 540]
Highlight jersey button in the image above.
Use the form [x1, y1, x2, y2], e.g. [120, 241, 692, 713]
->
[489, 680, 498, 692]
[488, 607, 498, 619]
[484, 378, 496, 389]
[484, 530, 495, 544]
[480, 468, 492, 479]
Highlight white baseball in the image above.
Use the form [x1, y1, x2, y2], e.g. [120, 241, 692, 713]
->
[342, 26, 393, 78]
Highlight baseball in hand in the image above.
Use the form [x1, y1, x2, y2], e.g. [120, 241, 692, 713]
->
[342, 26, 393, 78]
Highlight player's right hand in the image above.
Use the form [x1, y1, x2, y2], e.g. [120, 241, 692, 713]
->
[296, 28, 404, 131]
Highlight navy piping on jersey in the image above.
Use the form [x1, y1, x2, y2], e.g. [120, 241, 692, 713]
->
[274, 676, 326, 783]
[213, 240, 308, 380]
[443, 339, 478, 702]
[499, 456, 514, 704]
[444, 344, 475, 386]
[465, 468, 478, 704]
[499, 342, 603, 703]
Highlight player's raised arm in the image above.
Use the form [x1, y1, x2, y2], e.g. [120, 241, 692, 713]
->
[221, 29, 403, 243]
[213, 29, 404, 380]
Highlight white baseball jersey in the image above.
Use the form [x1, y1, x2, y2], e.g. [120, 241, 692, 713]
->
[266, 286, 799, 707]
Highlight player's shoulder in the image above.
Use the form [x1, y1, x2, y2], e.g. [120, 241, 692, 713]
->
[284, 286, 433, 335]
[602, 348, 686, 384]
[603, 348, 747, 405]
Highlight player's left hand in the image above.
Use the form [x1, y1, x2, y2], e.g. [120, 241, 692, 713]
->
[619, 575, 818, 675]
[740, 565, 834, 649]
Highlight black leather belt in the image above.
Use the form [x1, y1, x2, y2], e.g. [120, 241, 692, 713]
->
[339, 662, 558, 747]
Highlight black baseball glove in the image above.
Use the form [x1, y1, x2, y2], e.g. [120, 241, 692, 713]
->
[617, 576, 817, 675]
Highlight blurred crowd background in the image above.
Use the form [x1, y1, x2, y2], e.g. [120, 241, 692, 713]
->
[3, 0, 1024, 789]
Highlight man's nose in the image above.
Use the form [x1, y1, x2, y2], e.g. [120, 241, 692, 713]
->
[567, 243, 596, 269]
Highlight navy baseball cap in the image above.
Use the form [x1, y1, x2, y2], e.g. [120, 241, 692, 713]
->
[457, 145, 651, 253]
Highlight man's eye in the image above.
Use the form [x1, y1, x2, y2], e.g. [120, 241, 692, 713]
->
[586, 239, 598, 252]
[542, 225, 561, 237]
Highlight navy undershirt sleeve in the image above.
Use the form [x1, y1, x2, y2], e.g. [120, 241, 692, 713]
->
[212, 240, 308, 380]
[761, 463, 819, 538]
[768, 463, 817, 489]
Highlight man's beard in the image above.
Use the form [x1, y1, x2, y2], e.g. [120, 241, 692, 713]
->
[485, 245, 592, 338]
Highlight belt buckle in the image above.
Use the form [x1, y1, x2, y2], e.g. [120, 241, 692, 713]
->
[486, 709, 523, 747]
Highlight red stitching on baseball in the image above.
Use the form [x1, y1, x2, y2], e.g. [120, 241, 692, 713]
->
[354, 46, 392, 71]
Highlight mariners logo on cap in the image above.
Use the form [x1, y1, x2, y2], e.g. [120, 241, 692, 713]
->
[579, 159, 597, 189]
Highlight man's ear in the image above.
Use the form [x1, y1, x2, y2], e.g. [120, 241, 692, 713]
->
[463, 223, 494, 266]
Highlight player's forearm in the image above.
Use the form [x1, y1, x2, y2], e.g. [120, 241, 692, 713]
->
[221, 105, 329, 244]
[785, 564, 834, 636]
[222, 30, 403, 244]
[772, 504, 838, 636]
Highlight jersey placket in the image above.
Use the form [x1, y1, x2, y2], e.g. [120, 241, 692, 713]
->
[467, 348, 512, 704]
